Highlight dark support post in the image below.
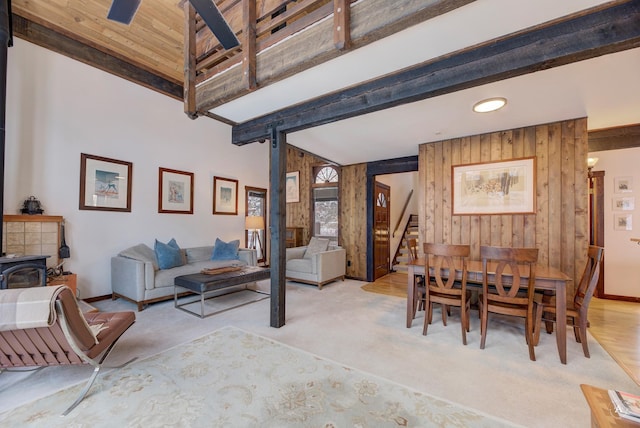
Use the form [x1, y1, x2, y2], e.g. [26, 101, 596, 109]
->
[0, 0, 12, 254]
[269, 125, 286, 327]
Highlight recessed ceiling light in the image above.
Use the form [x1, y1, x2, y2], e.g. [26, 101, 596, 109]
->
[473, 97, 507, 113]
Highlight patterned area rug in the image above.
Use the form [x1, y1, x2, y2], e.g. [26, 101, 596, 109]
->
[1, 326, 517, 427]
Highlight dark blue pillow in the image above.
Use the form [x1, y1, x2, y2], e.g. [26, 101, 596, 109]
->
[154, 238, 184, 269]
[211, 238, 240, 261]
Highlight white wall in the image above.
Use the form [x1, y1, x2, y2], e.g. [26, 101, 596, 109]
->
[376, 171, 419, 265]
[590, 147, 640, 298]
[4, 39, 269, 298]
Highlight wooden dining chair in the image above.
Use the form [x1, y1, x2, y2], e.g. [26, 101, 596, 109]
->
[479, 246, 541, 361]
[533, 246, 604, 358]
[406, 237, 426, 315]
[423, 243, 472, 344]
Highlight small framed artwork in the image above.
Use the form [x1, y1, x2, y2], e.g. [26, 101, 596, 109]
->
[79, 153, 132, 212]
[286, 171, 300, 203]
[614, 176, 633, 193]
[612, 196, 635, 211]
[213, 176, 238, 215]
[158, 168, 194, 214]
[614, 213, 633, 231]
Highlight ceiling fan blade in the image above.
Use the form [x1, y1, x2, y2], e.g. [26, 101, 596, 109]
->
[189, 0, 240, 50]
[107, 0, 142, 25]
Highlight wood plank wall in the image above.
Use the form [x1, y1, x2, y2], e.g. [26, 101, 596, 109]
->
[285, 146, 320, 245]
[418, 117, 589, 297]
[340, 163, 367, 279]
[286, 145, 367, 279]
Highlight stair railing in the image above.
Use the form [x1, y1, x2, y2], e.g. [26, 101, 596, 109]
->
[392, 189, 413, 238]
[391, 214, 417, 270]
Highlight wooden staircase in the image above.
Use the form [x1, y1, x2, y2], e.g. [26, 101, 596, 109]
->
[392, 214, 419, 273]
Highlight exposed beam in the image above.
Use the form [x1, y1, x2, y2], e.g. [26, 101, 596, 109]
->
[333, 0, 350, 50]
[12, 14, 183, 101]
[269, 126, 287, 328]
[588, 124, 640, 152]
[232, 1, 640, 145]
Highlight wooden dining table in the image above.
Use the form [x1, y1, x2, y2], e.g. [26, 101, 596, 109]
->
[407, 258, 572, 364]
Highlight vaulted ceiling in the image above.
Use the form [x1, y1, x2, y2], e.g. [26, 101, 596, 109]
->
[10, 0, 640, 165]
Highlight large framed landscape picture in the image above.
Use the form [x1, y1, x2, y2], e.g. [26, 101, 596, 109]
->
[452, 157, 536, 215]
[79, 153, 132, 212]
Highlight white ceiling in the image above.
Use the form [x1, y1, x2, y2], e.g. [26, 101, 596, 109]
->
[211, 0, 640, 165]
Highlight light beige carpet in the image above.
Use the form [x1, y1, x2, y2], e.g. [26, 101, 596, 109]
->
[0, 326, 517, 427]
[1, 279, 638, 427]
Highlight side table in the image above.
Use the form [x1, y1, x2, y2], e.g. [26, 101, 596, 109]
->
[581, 384, 640, 427]
[48, 273, 77, 296]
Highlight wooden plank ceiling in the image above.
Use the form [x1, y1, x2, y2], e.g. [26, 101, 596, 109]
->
[12, 0, 185, 99]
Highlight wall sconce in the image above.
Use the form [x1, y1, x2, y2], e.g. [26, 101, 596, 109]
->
[587, 157, 599, 177]
[245, 215, 265, 251]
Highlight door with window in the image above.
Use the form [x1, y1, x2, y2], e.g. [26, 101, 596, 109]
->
[374, 181, 390, 280]
[245, 186, 267, 264]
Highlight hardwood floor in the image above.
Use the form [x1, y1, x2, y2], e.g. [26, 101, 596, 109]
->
[367, 272, 640, 386]
[588, 297, 640, 385]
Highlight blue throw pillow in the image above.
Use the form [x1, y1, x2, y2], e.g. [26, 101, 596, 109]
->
[154, 238, 184, 269]
[211, 238, 240, 261]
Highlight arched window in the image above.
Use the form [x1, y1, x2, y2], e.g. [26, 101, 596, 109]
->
[312, 165, 339, 243]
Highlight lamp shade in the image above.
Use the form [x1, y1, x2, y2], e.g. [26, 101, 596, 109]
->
[245, 215, 265, 230]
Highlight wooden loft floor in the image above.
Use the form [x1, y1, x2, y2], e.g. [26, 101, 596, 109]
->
[369, 272, 640, 385]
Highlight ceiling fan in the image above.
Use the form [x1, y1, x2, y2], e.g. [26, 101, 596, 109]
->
[107, 0, 240, 50]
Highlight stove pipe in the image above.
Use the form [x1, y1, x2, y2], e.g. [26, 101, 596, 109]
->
[0, 0, 11, 255]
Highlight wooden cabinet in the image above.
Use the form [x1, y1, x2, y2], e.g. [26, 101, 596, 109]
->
[285, 227, 304, 248]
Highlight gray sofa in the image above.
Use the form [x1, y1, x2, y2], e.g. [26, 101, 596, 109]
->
[111, 244, 257, 311]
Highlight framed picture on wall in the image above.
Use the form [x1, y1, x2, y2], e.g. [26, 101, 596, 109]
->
[614, 176, 633, 193]
[158, 168, 194, 214]
[213, 176, 238, 215]
[614, 213, 633, 231]
[452, 157, 536, 215]
[612, 196, 635, 211]
[286, 171, 300, 203]
[79, 153, 132, 212]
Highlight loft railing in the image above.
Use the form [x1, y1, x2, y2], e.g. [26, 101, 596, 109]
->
[184, 0, 348, 114]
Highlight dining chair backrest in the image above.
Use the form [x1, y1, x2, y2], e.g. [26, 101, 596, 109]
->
[424, 242, 470, 290]
[479, 246, 540, 360]
[480, 246, 539, 299]
[574, 246, 604, 310]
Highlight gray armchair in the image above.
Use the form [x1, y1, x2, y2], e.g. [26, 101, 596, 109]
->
[285, 238, 346, 289]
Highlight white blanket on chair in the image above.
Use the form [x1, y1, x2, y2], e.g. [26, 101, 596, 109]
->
[0, 285, 66, 331]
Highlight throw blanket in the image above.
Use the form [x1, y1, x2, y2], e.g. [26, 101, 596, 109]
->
[0, 285, 67, 331]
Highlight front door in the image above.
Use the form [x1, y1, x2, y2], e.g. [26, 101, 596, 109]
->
[374, 181, 391, 280]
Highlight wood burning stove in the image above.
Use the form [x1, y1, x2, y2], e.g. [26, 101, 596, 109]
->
[0, 255, 48, 289]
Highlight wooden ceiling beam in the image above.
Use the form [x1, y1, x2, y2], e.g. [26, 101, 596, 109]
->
[588, 124, 640, 152]
[232, 1, 640, 145]
[12, 14, 183, 100]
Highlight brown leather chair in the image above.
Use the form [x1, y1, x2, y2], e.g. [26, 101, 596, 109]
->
[422, 243, 472, 344]
[479, 246, 541, 361]
[533, 246, 604, 357]
[0, 286, 136, 415]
